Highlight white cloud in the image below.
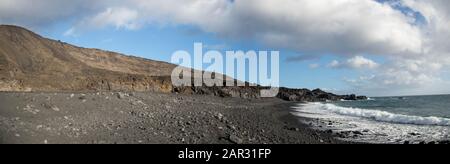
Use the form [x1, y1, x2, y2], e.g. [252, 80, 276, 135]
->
[0, 0, 427, 57]
[26, 0, 421, 58]
[328, 56, 379, 69]
[0, 0, 111, 28]
[65, 7, 140, 36]
[346, 56, 379, 69]
[328, 60, 341, 68]
[309, 63, 320, 69]
[341, 0, 450, 95]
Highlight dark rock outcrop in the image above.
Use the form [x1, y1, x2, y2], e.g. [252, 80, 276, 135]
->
[277, 88, 366, 102]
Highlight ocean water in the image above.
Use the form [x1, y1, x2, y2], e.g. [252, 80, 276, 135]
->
[292, 95, 450, 144]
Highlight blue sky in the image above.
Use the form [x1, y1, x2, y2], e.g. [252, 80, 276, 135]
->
[2, 0, 450, 96]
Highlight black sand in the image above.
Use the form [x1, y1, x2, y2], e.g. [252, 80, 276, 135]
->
[0, 92, 347, 144]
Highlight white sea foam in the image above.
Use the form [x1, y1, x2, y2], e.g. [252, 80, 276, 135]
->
[296, 103, 450, 126]
[292, 102, 450, 143]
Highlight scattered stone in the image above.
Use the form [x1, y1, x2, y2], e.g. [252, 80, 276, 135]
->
[214, 113, 224, 120]
[116, 92, 127, 99]
[79, 96, 86, 100]
[23, 105, 39, 114]
[352, 131, 363, 135]
[227, 125, 236, 131]
[409, 132, 420, 136]
[229, 135, 243, 144]
[51, 106, 60, 112]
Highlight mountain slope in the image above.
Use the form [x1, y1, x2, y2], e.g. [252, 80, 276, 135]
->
[0, 25, 175, 92]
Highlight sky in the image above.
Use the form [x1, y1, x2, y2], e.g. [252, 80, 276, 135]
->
[1, 0, 450, 96]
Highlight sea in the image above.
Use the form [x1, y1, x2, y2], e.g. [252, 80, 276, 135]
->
[292, 95, 450, 144]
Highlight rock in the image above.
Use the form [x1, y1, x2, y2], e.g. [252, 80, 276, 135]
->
[229, 135, 243, 144]
[342, 94, 357, 101]
[357, 96, 368, 100]
[78, 96, 86, 100]
[214, 113, 224, 120]
[116, 92, 127, 99]
[23, 105, 39, 114]
[288, 95, 299, 101]
[227, 125, 236, 131]
[286, 127, 300, 132]
[409, 132, 420, 136]
[51, 106, 60, 112]
[352, 131, 363, 135]
[438, 140, 450, 144]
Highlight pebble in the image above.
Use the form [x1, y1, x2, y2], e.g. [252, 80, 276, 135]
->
[116, 92, 127, 99]
[229, 135, 243, 144]
[51, 106, 60, 112]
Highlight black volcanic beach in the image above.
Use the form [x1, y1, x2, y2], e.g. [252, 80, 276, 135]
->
[0, 92, 347, 144]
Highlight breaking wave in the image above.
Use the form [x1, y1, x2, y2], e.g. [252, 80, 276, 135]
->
[298, 103, 450, 126]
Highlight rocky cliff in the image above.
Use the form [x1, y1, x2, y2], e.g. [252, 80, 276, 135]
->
[0, 25, 175, 92]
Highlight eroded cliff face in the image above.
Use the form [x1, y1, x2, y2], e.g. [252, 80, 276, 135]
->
[0, 25, 175, 93]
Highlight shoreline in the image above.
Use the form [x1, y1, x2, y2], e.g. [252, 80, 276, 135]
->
[293, 101, 450, 144]
[272, 102, 353, 144]
[0, 91, 349, 144]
